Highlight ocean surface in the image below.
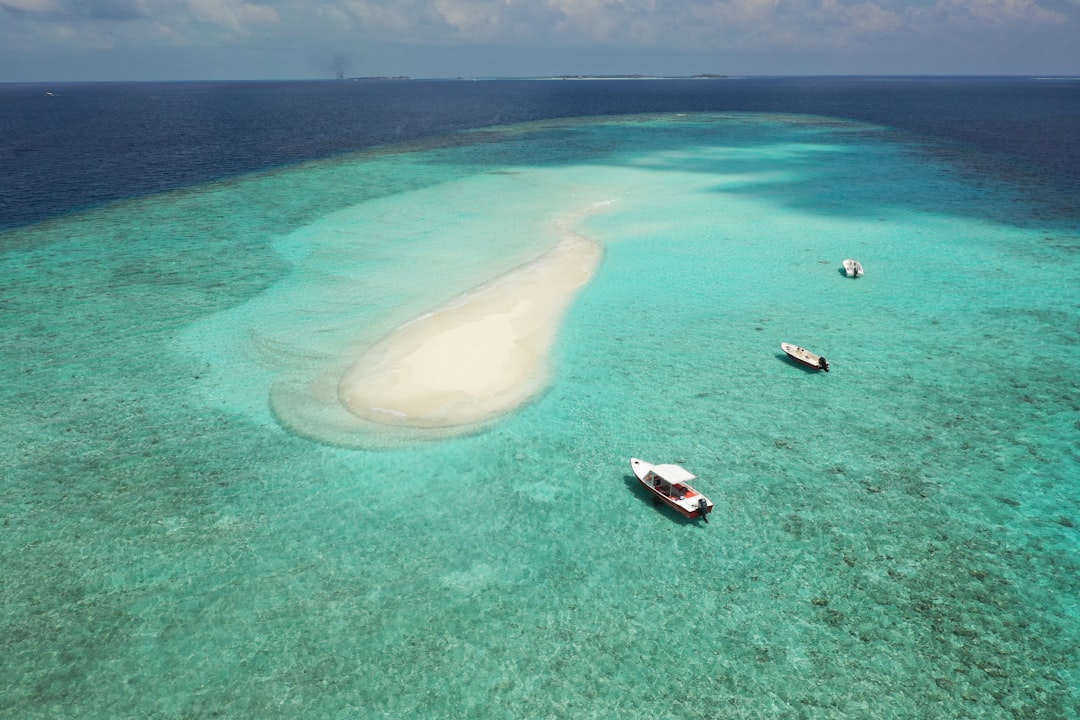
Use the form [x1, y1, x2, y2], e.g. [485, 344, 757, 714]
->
[1, 78, 1078, 718]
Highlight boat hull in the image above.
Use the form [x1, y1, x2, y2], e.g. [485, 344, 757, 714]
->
[842, 259, 864, 277]
[780, 342, 829, 372]
[638, 478, 711, 519]
[630, 458, 714, 520]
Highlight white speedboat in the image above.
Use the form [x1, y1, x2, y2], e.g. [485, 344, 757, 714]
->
[630, 458, 714, 522]
[842, 259, 864, 277]
[781, 342, 829, 372]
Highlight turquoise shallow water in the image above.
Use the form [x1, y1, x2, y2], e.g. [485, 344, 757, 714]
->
[2, 114, 1078, 718]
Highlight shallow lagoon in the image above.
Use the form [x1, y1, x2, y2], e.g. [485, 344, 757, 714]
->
[2, 113, 1077, 718]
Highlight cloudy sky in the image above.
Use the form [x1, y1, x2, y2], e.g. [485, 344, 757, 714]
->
[1, 0, 1077, 81]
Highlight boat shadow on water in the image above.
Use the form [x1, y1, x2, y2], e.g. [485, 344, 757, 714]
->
[622, 475, 709, 526]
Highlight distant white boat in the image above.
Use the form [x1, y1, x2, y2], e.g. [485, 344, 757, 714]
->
[842, 259, 864, 277]
[781, 342, 830, 372]
[630, 458, 714, 522]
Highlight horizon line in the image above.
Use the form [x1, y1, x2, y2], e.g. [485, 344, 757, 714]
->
[4, 73, 1078, 85]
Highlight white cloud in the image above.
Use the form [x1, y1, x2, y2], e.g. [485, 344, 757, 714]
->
[432, 0, 497, 32]
[0, 0, 57, 11]
[311, 0, 1058, 52]
[930, 0, 1065, 24]
[0, 0, 62, 11]
[1, 0, 1076, 78]
[3, 0, 1066, 52]
[84, 0, 151, 20]
[0, 0, 278, 41]
[182, 0, 280, 33]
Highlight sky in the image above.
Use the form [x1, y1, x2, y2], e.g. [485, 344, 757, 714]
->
[0, 0, 1078, 82]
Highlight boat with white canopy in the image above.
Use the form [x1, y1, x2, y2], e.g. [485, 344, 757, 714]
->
[630, 457, 714, 522]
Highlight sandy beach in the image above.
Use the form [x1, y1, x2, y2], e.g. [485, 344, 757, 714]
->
[338, 226, 603, 428]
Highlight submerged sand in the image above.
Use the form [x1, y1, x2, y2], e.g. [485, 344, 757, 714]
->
[338, 225, 603, 428]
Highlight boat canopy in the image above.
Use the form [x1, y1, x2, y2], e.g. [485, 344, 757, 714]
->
[651, 464, 696, 483]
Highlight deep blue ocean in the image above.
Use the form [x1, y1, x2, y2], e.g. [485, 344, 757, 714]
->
[3, 77, 1079, 230]
[2, 78, 1078, 719]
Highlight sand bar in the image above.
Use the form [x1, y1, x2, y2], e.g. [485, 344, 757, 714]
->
[338, 228, 603, 428]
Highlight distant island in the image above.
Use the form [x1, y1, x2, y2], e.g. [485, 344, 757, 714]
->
[538, 74, 729, 80]
[340, 74, 729, 81]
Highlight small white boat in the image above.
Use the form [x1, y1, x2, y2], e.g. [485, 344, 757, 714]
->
[842, 259, 864, 277]
[781, 342, 829, 372]
[630, 458, 714, 522]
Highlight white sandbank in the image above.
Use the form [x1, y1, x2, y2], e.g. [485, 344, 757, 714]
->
[338, 227, 603, 428]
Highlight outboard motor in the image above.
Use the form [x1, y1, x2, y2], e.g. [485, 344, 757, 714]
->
[819, 357, 830, 372]
[698, 498, 710, 522]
